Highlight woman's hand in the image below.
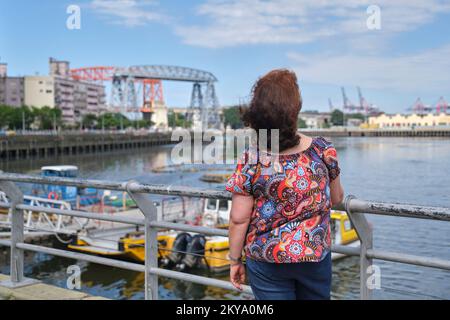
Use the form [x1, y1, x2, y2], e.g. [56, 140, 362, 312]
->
[230, 262, 246, 290]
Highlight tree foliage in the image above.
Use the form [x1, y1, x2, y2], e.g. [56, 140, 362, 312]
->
[168, 112, 192, 128]
[223, 106, 243, 129]
[0, 105, 151, 131]
[297, 117, 307, 129]
[330, 109, 344, 126]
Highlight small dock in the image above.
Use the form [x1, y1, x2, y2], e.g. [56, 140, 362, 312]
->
[0, 274, 108, 300]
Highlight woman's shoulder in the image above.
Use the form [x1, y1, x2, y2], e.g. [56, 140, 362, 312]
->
[312, 136, 335, 150]
[238, 146, 259, 166]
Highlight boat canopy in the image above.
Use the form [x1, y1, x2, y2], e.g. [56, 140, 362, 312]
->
[41, 165, 79, 172]
[41, 166, 79, 178]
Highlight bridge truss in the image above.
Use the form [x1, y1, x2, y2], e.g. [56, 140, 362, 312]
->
[70, 65, 221, 129]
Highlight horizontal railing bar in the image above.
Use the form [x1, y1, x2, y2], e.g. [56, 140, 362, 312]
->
[367, 249, 450, 270]
[149, 266, 253, 295]
[16, 204, 145, 226]
[0, 173, 231, 200]
[0, 227, 361, 257]
[2, 173, 450, 221]
[150, 221, 228, 237]
[2, 241, 449, 294]
[0, 173, 127, 191]
[348, 198, 450, 221]
[0, 222, 76, 235]
[14, 242, 252, 295]
[0, 239, 11, 247]
[332, 244, 360, 256]
[0, 202, 11, 209]
[16, 242, 144, 272]
[128, 183, 230, 200]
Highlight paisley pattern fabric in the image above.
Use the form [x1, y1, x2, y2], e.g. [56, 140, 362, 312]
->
[225, 136, 340, 263]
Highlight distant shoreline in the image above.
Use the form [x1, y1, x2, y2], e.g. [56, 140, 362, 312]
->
[299, 127, 450, 138]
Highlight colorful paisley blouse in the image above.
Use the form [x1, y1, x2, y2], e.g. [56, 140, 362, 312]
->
[225, 136, 340, 263]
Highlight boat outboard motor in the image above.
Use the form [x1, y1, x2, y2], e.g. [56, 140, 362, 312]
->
[178, 234, 206, 270]
[162, 232, 192, 267]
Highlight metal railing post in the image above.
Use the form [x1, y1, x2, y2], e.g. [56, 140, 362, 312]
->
[0, 173, 39, 288]
[345, 195, 373, 300]
[126, 181, 158, 300]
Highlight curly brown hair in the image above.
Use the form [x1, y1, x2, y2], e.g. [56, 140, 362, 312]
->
[241, 69, 302, 152]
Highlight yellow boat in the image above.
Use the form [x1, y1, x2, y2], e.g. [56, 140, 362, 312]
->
[69, 198, 360, 272]
[199, 173, 231, 183]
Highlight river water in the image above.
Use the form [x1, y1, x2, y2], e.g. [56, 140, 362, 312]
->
[1, 137, 449, 300]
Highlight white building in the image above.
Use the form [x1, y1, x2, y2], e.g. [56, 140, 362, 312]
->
[299, 111, 331, 129]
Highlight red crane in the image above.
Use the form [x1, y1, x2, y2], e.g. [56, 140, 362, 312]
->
[436, 96, 448, 114]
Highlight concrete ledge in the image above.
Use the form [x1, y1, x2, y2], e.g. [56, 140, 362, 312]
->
[0, 274, 109, 300]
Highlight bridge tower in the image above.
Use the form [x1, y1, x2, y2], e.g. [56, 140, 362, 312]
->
[110, 75, 139, 119]
[141, 79, 167, 128]
[189, 81, 220, 130]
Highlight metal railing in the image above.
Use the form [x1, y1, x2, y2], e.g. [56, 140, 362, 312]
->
[0, 171, 449, 300]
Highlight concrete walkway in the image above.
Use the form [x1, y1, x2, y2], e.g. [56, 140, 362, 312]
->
[0, 274, 109, 300]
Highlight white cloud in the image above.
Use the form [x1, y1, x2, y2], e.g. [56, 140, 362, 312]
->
[287, 45, 450, 93]
[175, 0, 450, 48]
[89, 0, 168, 27]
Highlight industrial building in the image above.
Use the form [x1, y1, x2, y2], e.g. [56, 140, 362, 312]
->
[368, 113, 450, 128]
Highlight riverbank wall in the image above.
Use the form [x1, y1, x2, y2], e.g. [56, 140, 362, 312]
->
[301, 127, 450, 137]
[0, 132, 173, 160]
[1, 128, 449, 161]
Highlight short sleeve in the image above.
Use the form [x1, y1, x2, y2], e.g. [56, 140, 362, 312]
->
[225, 150, 256, 196]
[318, 137, 341, 181]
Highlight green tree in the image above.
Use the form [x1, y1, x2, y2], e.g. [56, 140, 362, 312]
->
[297, 117, 307, 129]
[330, 109, 344, 126]
[346, 113, 365, 121]
[223, 106, 243, 129]
[82, 114, 98, 129]
[95, 112, 150, 130]
[168, 111, 192, 128]
[0, 105, 35, 130]
[33, 106, 62, 130]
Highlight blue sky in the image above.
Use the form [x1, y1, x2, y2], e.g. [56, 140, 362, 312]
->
[1, 0, 450, 113]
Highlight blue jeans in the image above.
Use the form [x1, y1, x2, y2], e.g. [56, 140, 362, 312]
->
[246, 253, 332, 300]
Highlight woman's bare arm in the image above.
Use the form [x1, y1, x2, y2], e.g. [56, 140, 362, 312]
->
[330, 175, 344, 206]
[228, 194, 254, 260]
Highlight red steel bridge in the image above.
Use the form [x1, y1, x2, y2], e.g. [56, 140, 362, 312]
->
[70, 65, 220, 128]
